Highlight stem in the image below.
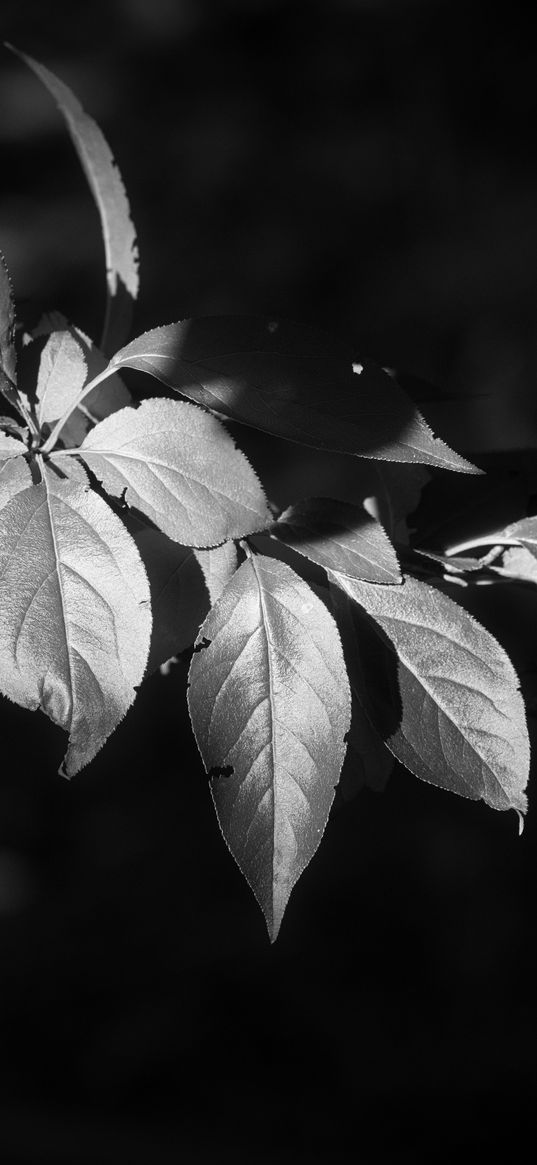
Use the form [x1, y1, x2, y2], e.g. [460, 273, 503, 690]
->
[40, 365, 115, 453]
[445, 534, 520, 556]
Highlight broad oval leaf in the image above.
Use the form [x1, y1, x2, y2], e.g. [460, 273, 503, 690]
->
[36, 329, 87, 425]
[0, 455, 32, 510]
[0, 471, 151, 775]
[108, 318, 478, 471]
[187, 553, 351, 940]
[72, 398, 271, 547]
[11, 47, 139, 354]
[272, 497, 401, 584]
[332, 573, 529, 820]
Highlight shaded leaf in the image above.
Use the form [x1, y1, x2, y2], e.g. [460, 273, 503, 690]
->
[271, 497, 401, 584]
[72, 398, 271, 547]
[36, 329, 87, 425]
[0, 455, 32, 511]
[330, 583, 395, 799]
[188, 553, 351, 940]
[194, 541, 238, 606]
[333, 573, 529, 819]
[11, 47, 139, 354]
[108, 318, 478, 471]
[0, 469, 151, 775]
[125, 512, 210, 672]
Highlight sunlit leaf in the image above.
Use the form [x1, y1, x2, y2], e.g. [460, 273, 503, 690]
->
[0, 431, 27, 459]
[36, 329, 87, 425]
[333, 573, 530, 820]
[30, 316, 132, 446]
[271, 497, 401, 584]
[0, 455, 32, 510]
[0, 468, 151, 775]
[107, 318, 479, 470]
[10, 46, 139, 354]
[70, 398, 271, 547]
[188, 553, 351, 940]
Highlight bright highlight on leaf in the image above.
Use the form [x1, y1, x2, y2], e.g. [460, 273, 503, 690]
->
[332, 573, 530, 820]
[107, 318, 479, 471]
[68, 398, 272, 547]
[188, 553, 352, 941]
[0, 470, 151, 775]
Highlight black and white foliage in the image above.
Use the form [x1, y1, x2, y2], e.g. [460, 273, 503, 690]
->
[0, 49, 530, 939]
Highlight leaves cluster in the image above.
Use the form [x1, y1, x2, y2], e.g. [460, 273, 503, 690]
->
[0, 48, 530, 940]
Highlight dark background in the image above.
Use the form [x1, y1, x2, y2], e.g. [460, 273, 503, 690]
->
[1, 1, 536, 1161]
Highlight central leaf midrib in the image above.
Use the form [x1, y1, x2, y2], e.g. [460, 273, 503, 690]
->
[42, 476, 75, 729]
[251, 556, 279, 911]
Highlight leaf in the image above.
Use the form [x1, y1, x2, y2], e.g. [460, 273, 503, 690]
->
[0, 249, 17, 391]
[0, 469, 151, 775]
[71, 398, 271, 547]
[30, 316, 132, 446]
[329, 584, 396, 798]
[0, 455, 32, 511]
[10, 46, 139, 354]
[36, 329, 88, 425]
[187, 553, 351, 941]
[194, 541, 238, 606]
[504, 517, 537, 560]
[125, 512, 210, 673]
[107, 318, 479, 471]
[0, 431, 27, 460]
[332, 573, 530, 820]
[271, 497, 401, 584]
[364, 463, 431, 542]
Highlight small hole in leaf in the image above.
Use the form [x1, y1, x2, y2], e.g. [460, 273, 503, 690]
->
[209, 765, 234, 781]
[193, 636, 211, 653]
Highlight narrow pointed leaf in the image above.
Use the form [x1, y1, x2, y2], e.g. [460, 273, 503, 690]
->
[188, 554, 351, 940]
[0, 471, 151, 775]
[36, 329, 87, 425]
[73, 398, 271, 546]
[108, 318, 478, 471]
[194, 541, 238, 605]
[0, 249, 17, 391]
[272, 497, 401, 583]
[333, 573, 529, 818]
[0, 455, 32, 510]
[11, 47, 139, 354]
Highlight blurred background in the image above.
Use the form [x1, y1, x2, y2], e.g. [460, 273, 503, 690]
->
[1, 1, 537, 1161]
